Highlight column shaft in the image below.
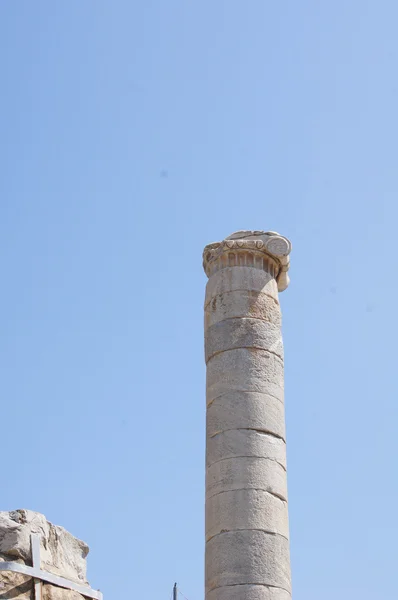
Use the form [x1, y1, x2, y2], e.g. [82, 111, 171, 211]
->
[203, 232, 292, 600]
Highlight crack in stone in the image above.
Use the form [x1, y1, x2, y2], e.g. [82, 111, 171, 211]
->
[206, 583, 291, 596]
[209, 427, 286, 443]
[267, 490, 288, 502]
[207, 390, 284, 409]
[206, 528, 289, 544]
[206, 347, 284, 365]
[206, 488, 288, 504]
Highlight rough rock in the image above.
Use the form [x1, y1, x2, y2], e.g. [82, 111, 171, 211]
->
[0, 510, 91, 600]
[0, 566, 33, 600]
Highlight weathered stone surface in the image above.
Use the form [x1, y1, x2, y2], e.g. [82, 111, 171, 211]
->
[206, 457, 287, 501]
[206, 348, 284, 403]
[0, 510, 92, 600]
[43, 585, 84, 600]
[206, 530, 291, 593]
[203, 230, 292, 600]
[206, 392, 286, 440]
[205, 289, 281, 330]
[206, 429, 287, 469]
[205, 267, 279, 308]
[0, 563, 33, 600]
[0, 510, 88, 583]
[206, 585, 291, 600]
[206, 488, 289, 541]
[203, 230, 291, 292]
[205, 318, 283, 363]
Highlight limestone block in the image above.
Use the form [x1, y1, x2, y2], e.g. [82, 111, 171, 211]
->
[205, 267, 278, 308]
[206, 456, 287, 502]
[206, 488, 289, 541]
[206, 348, 284, 404]
[206, 392, 286, 441]
[206, 530, 291, 593]
[206, 584, 291, 600]
[206, 429, 287, 470]
[0, 510, 93, 600]
[0, 565, 83, 600]
[0, 510, 88, 584]
[205, 318, 283, 363]
[0, 560, 32, 600]
[205, 289, 281, 329]
[43, 585, 85, 600]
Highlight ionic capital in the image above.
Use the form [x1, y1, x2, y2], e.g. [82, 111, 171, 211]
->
[203, 230, 292, 292]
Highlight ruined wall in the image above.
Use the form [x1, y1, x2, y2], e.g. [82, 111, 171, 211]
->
[0, 510, 93, 600]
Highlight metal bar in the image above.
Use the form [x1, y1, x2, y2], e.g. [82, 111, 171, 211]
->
[31, 534, 42, 600]
[173, 582, 177, 600]
[31, 534, 41, 569]
[0, 562, 103, 600]
[34, 579, 42, 600]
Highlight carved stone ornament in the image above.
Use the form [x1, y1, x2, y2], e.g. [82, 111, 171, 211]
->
[203, 230, 292, 292]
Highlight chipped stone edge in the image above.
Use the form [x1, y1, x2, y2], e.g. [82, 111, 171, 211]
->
[203, 231, 291, 292]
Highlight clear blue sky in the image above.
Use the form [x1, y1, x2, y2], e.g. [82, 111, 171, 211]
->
[1, 2, 397, 599]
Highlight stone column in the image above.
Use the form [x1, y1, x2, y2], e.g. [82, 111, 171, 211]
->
[203, 230, 292, 600]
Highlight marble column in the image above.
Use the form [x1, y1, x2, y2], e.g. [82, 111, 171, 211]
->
[203, 230, 292, 600]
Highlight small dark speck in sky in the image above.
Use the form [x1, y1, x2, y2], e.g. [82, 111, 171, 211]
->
[160, 170, 168, 178]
